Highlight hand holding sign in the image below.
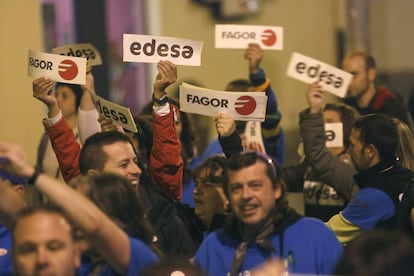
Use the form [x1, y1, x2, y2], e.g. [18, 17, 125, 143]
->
[245, 43, 263, 75]
[307, 82, 324, 114]
[214, 113, 236, 138]
[32, 77, 59, 118]
[154, 61, 177, 94]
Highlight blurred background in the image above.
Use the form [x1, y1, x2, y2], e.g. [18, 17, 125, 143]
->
[1, 0, 413, 170]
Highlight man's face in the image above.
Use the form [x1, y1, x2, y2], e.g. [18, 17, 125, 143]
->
[342, 55, 371, 99]
[348, 128, 371, 171]
[12, 212, 80, 276]
[193, 169, 227, 227]
[227, 161, 281, 227]
[101, 141, 142, 188]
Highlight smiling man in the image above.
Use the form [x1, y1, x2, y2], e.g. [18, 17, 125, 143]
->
[194, 151, 343, 276]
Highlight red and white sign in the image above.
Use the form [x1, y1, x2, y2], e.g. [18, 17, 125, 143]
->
[179, 83, 267, 121]
[89, 93, 138, 133]
[215, 24, 283, 50]
[27, 49, 86, 85]
[123, 34, 203, 66]
[52, 43, 102, 66]
[286, 52, 352, 98]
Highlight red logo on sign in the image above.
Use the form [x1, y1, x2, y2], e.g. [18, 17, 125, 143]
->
[235, 96, 256, 115]
[58, 59, 78, 80]
[261, 29, 277, 46]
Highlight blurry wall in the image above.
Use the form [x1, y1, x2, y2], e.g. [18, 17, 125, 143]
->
[0, 0, 44, 163]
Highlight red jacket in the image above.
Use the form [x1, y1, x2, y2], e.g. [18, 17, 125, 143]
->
[45, 104, 184, 200]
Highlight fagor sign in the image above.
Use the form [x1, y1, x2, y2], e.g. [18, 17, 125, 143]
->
[123, 34, 203, 66]
[27, 49, 86, 85]
[179, 82, 267, 121]
[215, 24, 283, 50]
[286, 52, 353, 98]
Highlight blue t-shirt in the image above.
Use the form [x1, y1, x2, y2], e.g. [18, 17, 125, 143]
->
[194, 217, 342, 275]
[342, 187, 395, 229]
[79, 237, 158, 275]
[0, 225, 13, 276]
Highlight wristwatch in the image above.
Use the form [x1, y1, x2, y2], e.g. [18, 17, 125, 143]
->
[153, 93, 169, 105]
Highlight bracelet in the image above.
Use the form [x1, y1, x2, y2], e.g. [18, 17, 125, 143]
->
[27, 169, 41, 186]
[152, 93, 169, 105]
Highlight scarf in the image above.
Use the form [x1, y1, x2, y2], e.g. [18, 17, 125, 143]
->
[229, 208, 302, 276]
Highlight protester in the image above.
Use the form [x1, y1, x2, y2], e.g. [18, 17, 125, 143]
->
[12, 205, 81, 276]
[194, 151, 342, 275]
[283, 82, 360, 221]
[326, 114, 414, 245]
[201, 43, 284, 166]
[342, 51, 410, 126]
[32, 60, 197, 257]
[0, 142, 159, 275]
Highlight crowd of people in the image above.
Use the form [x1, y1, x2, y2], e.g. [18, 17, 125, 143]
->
[1, 43, 414, 276]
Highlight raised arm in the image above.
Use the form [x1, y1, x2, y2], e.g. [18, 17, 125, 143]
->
[33, 77, 80, 182]
[32, 78, 81, 182]
[216, 113, 243, 158]
[245, 43, 283, 164]
[149, 61, 184, 200]
[299, 82, 358, 200]
[0, 142, 132, 275]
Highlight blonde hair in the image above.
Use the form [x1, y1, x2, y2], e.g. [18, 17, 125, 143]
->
[393, 118, 414, 171]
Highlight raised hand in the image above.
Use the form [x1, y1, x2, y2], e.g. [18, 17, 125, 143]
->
[307, 82, 324, 114]
[153, 60, 177, 97]
[214, 113, 236, 138]
[0, 142, 35, 179]
[244, 43, 263, 75]
[32, 77, 60, 117]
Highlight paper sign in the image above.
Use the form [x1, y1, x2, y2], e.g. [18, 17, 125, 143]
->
[123, 34, 203, 66]
[244, 121, 266, 152]
[52, 43, 102, 66]
[286, 52, 353, 98]
[325, 123, 343, 148]
[179, 83, 267, 121]
[89, 93, 138, 133]
[27, 49, 86, 85]
[215, 24, 283, 50]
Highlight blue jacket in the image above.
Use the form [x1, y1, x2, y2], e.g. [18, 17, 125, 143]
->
[194, 217, 342, 275]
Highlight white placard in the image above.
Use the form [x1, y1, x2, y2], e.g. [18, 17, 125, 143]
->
[286, 52, 353, 98]
[244, 121, 266, 152]
[123, 34, 203, 66]
[325, 123, 343, 148]
[179, 83, 267, 121]
[52, 43, 102, 66]
[89, 93, 138, 133]
[28, 49, 87, 85]
[215, 24, 283, 50]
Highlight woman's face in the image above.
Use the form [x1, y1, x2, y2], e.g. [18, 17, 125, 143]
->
[193, 168, 227, 228]
[55, 85, 77, 119]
